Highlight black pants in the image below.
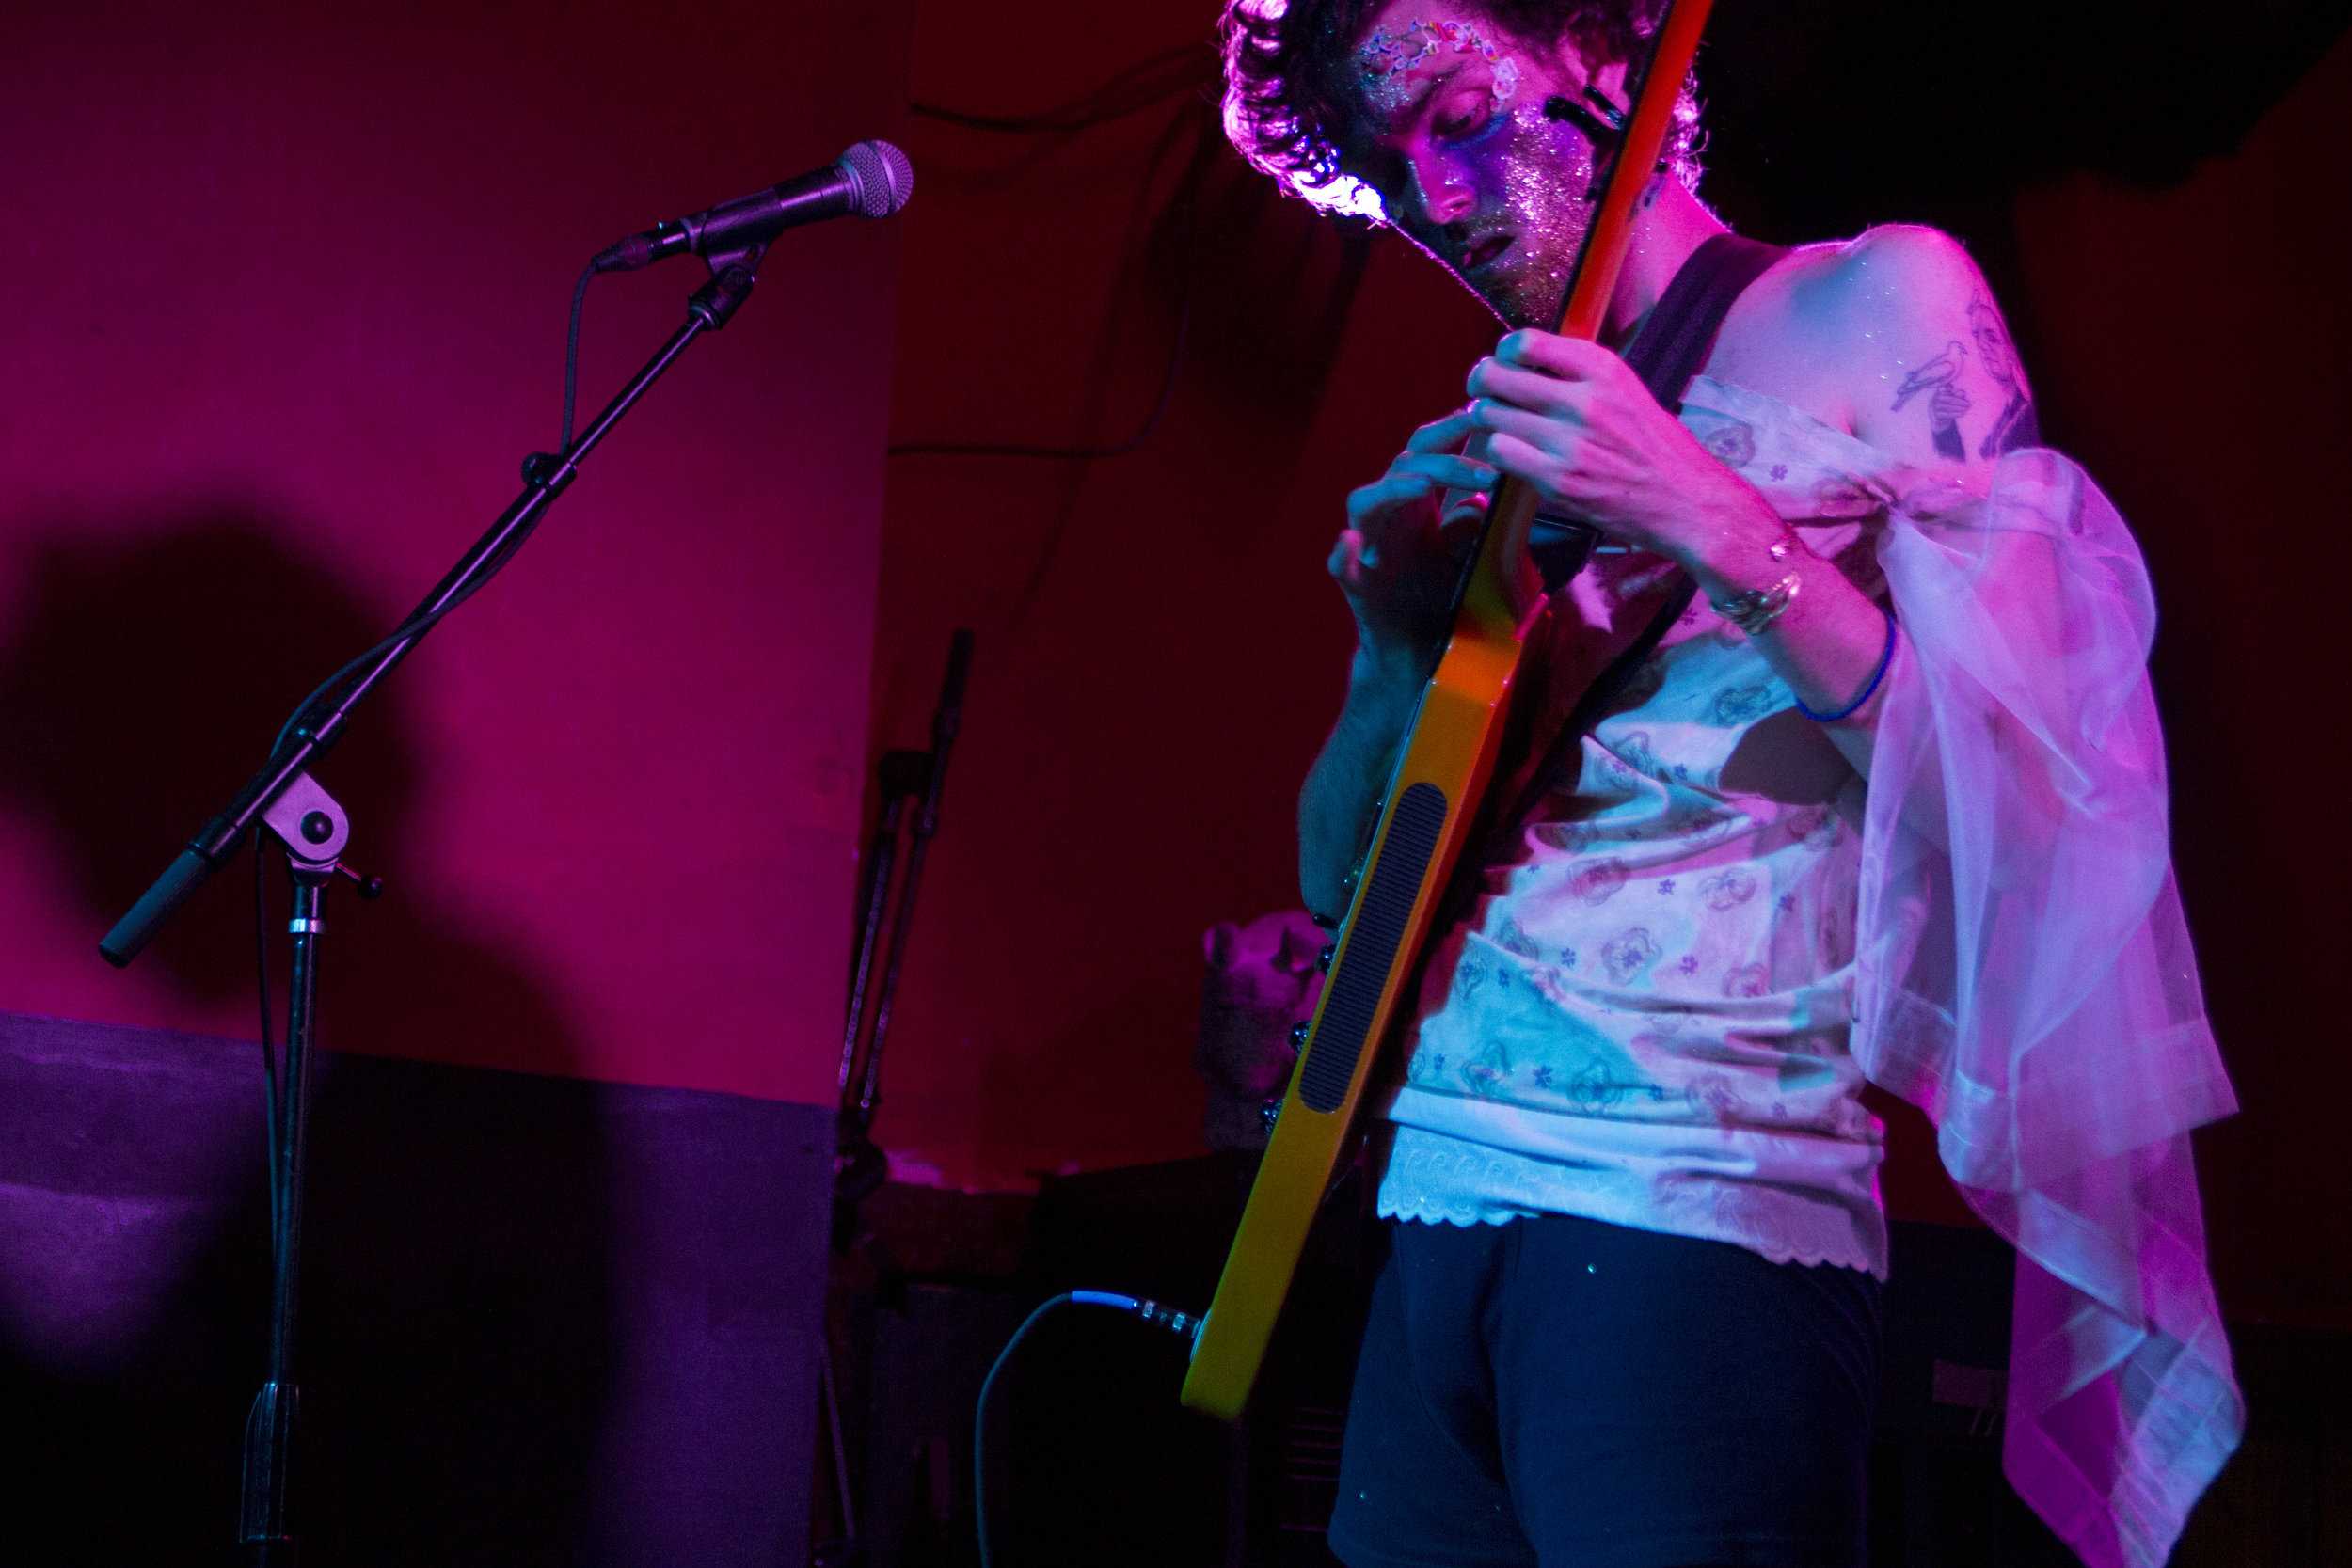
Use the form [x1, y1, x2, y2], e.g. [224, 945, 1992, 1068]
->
[1327, 1213, 1881, 1568]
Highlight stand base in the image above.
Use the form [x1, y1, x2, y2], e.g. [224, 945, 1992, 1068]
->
[240, 1378, 298, 1558]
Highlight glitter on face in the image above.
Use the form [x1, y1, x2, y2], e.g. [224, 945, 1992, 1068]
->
[1395, 96, 1602, 329]
[1343, 8, 1604, 327]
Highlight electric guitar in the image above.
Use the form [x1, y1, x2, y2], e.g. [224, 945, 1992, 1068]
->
[1182, 0, 1717, 1422]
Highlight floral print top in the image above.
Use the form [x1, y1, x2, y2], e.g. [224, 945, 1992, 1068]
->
[1374, 375, 1906, 1277]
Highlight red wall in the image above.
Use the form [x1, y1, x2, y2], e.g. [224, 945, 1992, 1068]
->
[0, 1, 908, 1108]
[866, 2, 1495, 1188]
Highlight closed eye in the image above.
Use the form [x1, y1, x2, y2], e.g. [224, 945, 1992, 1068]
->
[1431, 81, 1501, 143]
[1434, 99, 1490, 140]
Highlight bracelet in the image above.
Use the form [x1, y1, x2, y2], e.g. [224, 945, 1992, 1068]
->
[1707, 533, 1803, 637]
[1711, 570, 1801, 636]
[1796, 603, 1897, 722]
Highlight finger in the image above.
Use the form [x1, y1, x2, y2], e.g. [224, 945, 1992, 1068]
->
[1468, 397, 1571, 451]
[1466, 358, 1590, 418]
[1327, 531, 1361, 580]
[1387, 451, 1498, 493]
[1350, 454, 1496, 531]
[1480, 429, 1559, 488]
[1345, 472, 1445, 530]
[1401, 407, 1479, 454]
[1495, 328, 1626, 380]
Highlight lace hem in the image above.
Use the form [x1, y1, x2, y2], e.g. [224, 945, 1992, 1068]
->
[1374, 1125, 1890, 1278]
[1375, 1187, 1885, 1275]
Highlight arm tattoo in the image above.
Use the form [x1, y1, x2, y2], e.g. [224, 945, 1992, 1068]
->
[1968, 294, 2038, 455]
[1891, 340, 1972, 461]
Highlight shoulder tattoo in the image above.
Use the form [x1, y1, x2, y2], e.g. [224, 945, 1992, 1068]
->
[1968, 293, 2038, 455]
[1891, 339, 1972, 462]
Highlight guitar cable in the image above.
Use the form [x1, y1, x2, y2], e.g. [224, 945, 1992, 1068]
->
[973, 1290, 1203, 1568]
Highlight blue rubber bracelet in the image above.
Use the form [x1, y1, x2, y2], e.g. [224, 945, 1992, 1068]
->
[1796, 603, 1896, 722]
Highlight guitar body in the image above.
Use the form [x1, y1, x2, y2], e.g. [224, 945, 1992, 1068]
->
[1181, 0, 1716, 1424]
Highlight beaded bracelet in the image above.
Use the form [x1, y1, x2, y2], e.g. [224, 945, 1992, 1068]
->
[1796, 603, 1897, 723]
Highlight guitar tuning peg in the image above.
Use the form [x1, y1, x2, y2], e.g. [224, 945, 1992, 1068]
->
[1317, 942, 1336, 974]
[1289, 1021, 1311, 1051]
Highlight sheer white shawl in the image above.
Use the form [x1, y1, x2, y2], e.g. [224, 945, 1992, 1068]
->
[1859, 448, 2244, 1568]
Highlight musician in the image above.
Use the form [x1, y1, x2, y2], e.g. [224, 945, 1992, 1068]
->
[1216, 5, 2242, 1568]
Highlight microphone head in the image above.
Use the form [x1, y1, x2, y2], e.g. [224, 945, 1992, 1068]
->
[836, 139, 914, 218]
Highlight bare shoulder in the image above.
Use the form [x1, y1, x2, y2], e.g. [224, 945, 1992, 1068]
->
[1699, 237, 1880, 426]
[1826, 222, 1981, 301]
[1708, 225, 2038, 472]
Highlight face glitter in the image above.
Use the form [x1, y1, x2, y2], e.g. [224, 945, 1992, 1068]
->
[1392, 96, 1602, 329]
[1343, 8, 1606, 327]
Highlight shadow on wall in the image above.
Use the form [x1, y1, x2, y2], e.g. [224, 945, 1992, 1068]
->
[0, 509, 618, 1564]
[0, 512, 423, 1008]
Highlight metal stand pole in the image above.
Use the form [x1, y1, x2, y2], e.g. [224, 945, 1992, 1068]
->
[848, 629, 973, 1139]
[837, 750, 929, 1106]
[815, 630, 975, 1568]
[235, 773, 350, 1563]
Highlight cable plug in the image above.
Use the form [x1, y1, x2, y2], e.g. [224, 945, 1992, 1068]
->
[1134, 1299, 1203, 1343]
[1066, 1290, 1203, 1343]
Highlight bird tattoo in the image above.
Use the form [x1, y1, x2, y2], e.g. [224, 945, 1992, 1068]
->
[1891, 340, 1973, 461]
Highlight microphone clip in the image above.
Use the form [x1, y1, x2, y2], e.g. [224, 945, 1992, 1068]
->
[686, 243, 766, 331]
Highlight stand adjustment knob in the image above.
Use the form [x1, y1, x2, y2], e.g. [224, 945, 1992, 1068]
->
[333, 865, 387, 900]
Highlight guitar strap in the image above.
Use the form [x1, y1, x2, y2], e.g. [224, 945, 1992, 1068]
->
[1489, 232, 1789, 853]
[1624, 234, 1790, 417]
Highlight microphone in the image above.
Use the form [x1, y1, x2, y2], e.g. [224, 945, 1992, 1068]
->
[592, 139, 914, 273]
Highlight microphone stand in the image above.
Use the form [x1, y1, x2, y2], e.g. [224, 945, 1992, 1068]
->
[813, 629, 972, 1568]
[99, 244, 775, 1567]
[833, 629, 973, 1229]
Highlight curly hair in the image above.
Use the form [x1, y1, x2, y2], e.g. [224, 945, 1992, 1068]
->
[1217, 0, 1703, 219]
